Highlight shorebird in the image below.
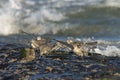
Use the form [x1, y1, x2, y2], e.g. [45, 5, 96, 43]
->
[72, 42, 88, 56]
[20, 30, 58, 56]
[53, 39, 85, 56]
[31, 37, 97, 56]
[72, 41, 97, 56]
[53, 39, 73, 51]
[54, 39, 97, 56]
[31, 37, 52, 49]
[38, 43, 57, 55]
[37, 39, 73, 55]
[31, 37, 60, 56]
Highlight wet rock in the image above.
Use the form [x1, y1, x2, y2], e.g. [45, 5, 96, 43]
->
[0, 42, 120, 80]
[20, 48, 35, 63]
[44, 66, 53, 73]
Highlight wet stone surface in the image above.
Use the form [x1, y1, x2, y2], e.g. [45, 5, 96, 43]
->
[0, 43, 120, 80]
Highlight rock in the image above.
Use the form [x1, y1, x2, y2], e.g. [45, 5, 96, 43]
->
[20, 48, 35, 62]
[0, 39, 120, 80]
[8, 59, 17, 63]
[45, 66, 53, 73]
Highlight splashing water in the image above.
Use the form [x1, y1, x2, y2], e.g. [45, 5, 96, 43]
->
[0, 0, 120, 37]
[0, 14, 19, 35]
[94, 46, 120, 57]
[0, 0, 68, 35]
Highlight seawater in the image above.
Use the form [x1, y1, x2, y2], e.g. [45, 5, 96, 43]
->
[0, 0, 120, 56]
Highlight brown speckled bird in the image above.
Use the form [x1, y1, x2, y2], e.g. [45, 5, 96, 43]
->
[31, 37, 52, 48]
[54, 39, 97, 56]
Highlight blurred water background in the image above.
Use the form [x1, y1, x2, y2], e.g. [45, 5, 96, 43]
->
[0, 0, 120, 56]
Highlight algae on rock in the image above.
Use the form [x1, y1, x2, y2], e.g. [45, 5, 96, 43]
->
[20, 48, 35, 62]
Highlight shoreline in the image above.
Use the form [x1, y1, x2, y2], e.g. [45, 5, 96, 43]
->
[0, 42, 120, 80]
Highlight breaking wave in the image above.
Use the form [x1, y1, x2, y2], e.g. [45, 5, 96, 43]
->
[0, 0, 120, 38]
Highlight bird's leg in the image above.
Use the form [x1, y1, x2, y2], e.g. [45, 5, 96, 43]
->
[34, 48, 40, 60]
[81, 50, 85, 61]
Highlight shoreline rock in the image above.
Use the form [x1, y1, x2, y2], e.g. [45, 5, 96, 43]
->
[0, 42, 120, 80]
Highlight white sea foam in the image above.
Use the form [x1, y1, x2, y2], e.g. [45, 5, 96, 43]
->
[41, 7, 66, 22]
[0, 0, 69, 35]
[0, 14, 19, 35]
[9, 0, 22, 9]
[104, 0, 120, 7]
[94, 46, 120, 57]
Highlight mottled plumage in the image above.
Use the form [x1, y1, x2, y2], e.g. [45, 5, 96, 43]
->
[54, 39, 97, 56]
[38, 43, 57, 55]
[31, 37, 52, 48]
[31, 37, 97, 56]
